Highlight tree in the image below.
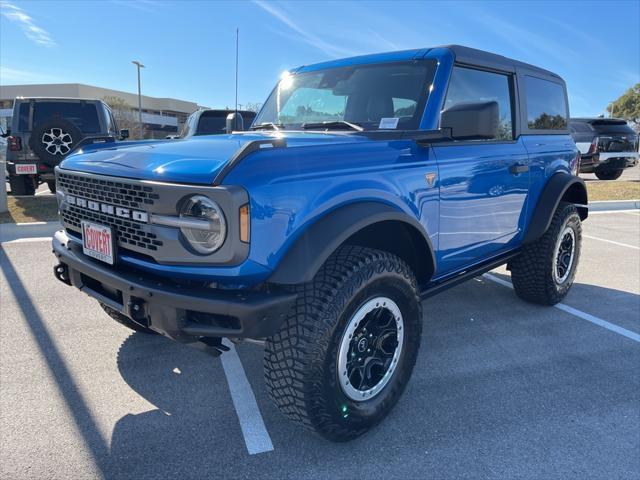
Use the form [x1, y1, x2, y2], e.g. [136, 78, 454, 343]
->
[244, 102, 263, 112]
[607, 83, 640, 123]
[102, 96, 142, 139]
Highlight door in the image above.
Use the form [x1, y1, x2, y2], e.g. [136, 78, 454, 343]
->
[433, 66, 529, 275]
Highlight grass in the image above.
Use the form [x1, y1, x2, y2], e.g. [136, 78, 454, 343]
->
[0, 195, 60, 224]
[586, 180, 640, 201]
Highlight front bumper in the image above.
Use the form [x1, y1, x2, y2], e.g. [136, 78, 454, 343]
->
[52, 230, 296, 350]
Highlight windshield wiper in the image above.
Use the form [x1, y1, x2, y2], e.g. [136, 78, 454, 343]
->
[301, 121, 364, 132]
[250, 122, 284, 131]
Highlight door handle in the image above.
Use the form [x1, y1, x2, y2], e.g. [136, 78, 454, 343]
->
[509, 163, 529, 175]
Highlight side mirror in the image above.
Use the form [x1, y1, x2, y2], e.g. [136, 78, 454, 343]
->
[441, 101, 499, 140]
[226, 112, 244, 133]
[119, 129, 130, 140]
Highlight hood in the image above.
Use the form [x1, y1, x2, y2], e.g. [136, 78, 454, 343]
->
[60, 132, 369, 184]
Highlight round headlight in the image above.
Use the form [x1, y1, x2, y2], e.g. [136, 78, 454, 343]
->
[179, 195, 226, 254]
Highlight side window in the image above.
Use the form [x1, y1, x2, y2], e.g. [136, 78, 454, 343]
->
[393, 98, 417, 118]
[17, 102, 29, 131]
[525, 76, 567, 130]
[444, 67, 514, 141]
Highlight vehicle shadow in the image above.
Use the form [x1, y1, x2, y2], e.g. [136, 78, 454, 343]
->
[107, 275, 640, 479]
[108, 333, 263, 479]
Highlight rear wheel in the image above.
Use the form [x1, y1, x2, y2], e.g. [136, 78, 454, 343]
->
[510, 202, 582, 305]
[100, 303, 156, 334]
[46, 180, 56, 193]
[594, 168, 623, 180]
[8, 174, 36, 196]
[264, 246, 422, 441]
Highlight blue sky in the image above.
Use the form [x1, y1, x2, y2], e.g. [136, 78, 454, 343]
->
[1, 0, 638, 116]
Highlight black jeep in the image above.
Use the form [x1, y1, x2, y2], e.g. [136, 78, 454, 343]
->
[4, 98, 129, 195]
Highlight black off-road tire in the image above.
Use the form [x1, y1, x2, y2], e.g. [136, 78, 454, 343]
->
[8, 173, 36, 196]
[594, 168, 624, 180]
[510, 202, 582, 305]
[100, 303, 156, 334]
[47, 180, 56, 193]
[264, 246, 422, 441]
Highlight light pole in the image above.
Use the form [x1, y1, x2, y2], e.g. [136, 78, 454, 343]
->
[132, 60, 145, 138]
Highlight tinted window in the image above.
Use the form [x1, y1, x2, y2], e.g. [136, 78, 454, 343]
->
[569, 122, 592, 134]
[590, 121, 635, 135]
[17, 102, 29, 131]
[255, 61, 437, 131]
[33, 102, 100, 133]
[525, 77, 567, 130]
[444, 66, 514, 140]
[197, 113, 227, 135]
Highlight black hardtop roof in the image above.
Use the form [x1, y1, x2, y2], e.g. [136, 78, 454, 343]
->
[441, 45, 561, 80]
[14, 97, 104, 103]
[199, 108, 256, 116]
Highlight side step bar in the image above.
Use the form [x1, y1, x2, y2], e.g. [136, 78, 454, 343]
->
[419, 250, 520, 300]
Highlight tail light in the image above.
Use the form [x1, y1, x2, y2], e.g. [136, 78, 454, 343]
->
[587, 136, 599, 154]
[8, 135, 22, 151]
[571, 152, 581, 175]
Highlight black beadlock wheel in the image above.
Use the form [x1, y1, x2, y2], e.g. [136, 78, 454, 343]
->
[264, 245, 422, 441]
[510, 202, 582, 305]
[100, 303, 156, 334]
[594, 168, 624, 180]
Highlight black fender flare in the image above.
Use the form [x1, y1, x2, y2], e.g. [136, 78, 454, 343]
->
[268, 202, 436, 285]
[523, 173, 588, 244]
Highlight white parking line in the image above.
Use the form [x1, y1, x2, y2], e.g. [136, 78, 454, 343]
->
[220, 340, 274, 455]
[483, 273, 640, 343]
[1, 236, 52, 244]
[583, 235, 639, 250]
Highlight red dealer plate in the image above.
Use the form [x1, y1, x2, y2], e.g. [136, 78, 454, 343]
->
[81, 221, 115, 265]
[15, 164, 37, 175]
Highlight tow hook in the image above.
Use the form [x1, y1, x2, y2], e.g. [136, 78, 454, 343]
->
[54, 264, 71, 286]
[127, 297, 150, 327]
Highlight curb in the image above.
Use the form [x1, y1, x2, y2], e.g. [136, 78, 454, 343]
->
[0, 221, 61, 243]
[588, 199, 640, 212]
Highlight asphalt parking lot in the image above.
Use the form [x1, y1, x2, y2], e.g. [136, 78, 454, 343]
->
[1, 210, 638, 479]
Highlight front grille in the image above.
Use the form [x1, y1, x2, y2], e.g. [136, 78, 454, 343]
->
[58, 171, 163, 253]
[58, 172, 159, 209]
[61, 206, 163, 251]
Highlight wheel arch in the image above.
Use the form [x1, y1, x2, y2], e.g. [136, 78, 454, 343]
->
[268, 202, 436, 285]
[523, 172, 588, 244]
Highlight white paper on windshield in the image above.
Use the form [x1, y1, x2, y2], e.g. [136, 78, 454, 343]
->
[379, 117, 399, 129]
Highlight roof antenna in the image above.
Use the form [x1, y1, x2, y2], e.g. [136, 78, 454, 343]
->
[235, 27, 239, 130]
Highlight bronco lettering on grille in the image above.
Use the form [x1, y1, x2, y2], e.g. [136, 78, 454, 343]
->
[66, 195, 148, 223]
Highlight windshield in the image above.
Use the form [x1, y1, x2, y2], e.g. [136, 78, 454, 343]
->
[254, 60, 437, 131]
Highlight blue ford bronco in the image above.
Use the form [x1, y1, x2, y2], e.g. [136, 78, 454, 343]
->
[52, 45, 587, 441]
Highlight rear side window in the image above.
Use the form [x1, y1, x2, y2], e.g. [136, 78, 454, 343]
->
[525, 77, 567, 130]
[17, 102, 29, 131]
[33, 102, 100, 133]
[444, 66, 514, 140]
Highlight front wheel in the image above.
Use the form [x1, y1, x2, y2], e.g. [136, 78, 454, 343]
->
[510, 202, 582, 305]
[264, 246, 422, 441]
[594, 168, 624, 180]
